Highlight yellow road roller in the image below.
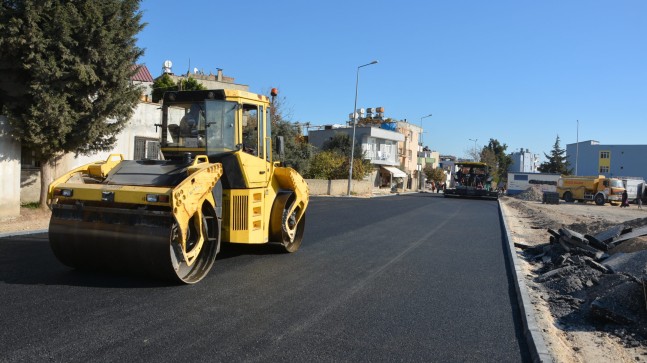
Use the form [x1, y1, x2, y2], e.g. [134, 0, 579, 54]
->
[47, 89, 309, 284]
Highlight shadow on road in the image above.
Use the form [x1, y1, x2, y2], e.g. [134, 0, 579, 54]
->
[0, 232, 283, 288]
[0, 233, 178, 288]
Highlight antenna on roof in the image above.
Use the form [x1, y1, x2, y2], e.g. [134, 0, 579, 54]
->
[162, 60, 173, 74]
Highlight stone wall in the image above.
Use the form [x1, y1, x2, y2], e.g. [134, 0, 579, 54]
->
[306, 179, 372, 196]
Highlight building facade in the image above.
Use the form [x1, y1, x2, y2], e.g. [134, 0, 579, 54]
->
[307, 126, 406, 189]
[162, 66, 249, 93]
[566, 140, 647, 181]
[509, 149, 539, 173]
[395, 121, 423, 190]
[418, 149, 440, 189]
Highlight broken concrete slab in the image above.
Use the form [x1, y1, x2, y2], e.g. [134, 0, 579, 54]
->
[610, 226, 647, 247]
[602, 250, 647, 280]
[591, 224, 626, 244]
[590, 279, 646, 325]
[561, 228, 588, 243]
[536, 266, 576, 283]
[585, 258, 610, 273]
[583, 234, 610, 251]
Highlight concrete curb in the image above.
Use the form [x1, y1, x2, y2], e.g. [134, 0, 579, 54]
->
[0, 229, 48, 239]
[498, 200, 554, 363]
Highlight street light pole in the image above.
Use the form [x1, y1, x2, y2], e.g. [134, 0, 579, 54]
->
[575, 120, 579, 176]
[347, 60, 378, 196]
[468, 138, 478, 160]
[419, 114, 432, 144]
[419, 114, 432, 190]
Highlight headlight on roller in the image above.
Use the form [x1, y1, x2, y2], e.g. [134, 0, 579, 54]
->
[146, 194, 169, 203]
[54, 189, 74, 197]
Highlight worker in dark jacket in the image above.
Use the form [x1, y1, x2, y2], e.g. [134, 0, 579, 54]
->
[621, 190, 629, 207]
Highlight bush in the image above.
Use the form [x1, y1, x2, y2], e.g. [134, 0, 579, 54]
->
[305, 150, 371, 180]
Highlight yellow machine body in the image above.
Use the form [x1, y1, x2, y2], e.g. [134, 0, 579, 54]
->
[47, 89, 309, 284]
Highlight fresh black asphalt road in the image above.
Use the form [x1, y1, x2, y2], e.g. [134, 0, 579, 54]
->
[0, 194, 530, 362]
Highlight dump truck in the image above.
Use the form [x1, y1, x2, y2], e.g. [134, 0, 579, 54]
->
[47, 89, 309, 284]
[443, 161, 498, 199]
[556, 175, 624, 205]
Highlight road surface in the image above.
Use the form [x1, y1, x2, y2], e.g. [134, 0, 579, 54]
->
[0, 194, 529, 362]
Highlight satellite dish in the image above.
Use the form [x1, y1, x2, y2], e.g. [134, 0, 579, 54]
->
[163, 60, 172, 68]
[194, 67, 199, 74]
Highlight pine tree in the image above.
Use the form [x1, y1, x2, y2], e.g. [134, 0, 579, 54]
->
[538, 135, 572, 175]
[0, 0, 145, 207]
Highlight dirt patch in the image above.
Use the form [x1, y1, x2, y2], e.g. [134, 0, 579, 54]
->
[502, 187, 647, 362]
[0, 207, 51, 233]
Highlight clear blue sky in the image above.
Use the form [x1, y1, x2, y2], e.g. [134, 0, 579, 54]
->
[136, 0, 646, 160]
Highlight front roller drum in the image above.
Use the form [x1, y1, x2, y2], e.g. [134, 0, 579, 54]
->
[49, 204, 220, 284]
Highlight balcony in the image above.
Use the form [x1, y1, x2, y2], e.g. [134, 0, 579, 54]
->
[363, 149, 398, 165]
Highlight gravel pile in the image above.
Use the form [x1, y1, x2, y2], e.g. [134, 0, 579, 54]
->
[511, 186, 545, 202]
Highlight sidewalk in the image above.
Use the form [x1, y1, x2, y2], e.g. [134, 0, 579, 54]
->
[0, 207, 51, 237]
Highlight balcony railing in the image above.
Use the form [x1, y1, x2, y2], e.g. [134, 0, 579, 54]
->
[363, 150, 397, 163]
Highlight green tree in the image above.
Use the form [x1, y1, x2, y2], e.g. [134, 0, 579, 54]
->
[305, 150, 370, 180]
[321, 133, 363, 160]
[302, 132, 371, 180]
[180, 76, 206, 91]
[269, 91, 315, 174]
[321, 133, 370, 180]
[538, 135, 572, 175]
[423, 165, 446, 184]
[480, 148, 497, 172]
[151, 73, 176, 103]
[482, 138, 512, 183]
[306, 150, 344, 179]
[0, 0, 145, 207]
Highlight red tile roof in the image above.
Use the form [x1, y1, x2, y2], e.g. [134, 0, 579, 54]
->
[131, 65, 154, 82]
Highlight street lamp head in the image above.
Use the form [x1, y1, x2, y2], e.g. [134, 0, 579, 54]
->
[359, 60, 379, 69]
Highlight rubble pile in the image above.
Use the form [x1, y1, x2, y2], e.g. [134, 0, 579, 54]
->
[512, 185, 545, 202]
[522, 220, 647, 345]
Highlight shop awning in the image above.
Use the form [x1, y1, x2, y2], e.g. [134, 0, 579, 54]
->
[381, 166, 407, 178]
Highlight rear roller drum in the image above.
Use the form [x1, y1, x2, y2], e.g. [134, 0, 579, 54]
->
[270, 192, 306, 253]
[280, 207, 306, 253]
[169, 205, 220, 284]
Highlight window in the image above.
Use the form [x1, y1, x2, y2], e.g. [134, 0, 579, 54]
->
[134, 137, 160, 160]
[600, 151, 610, 159]
[514, 174, 529, 181]
[599, 166, 609, 173]
[20, 146, 40, 169]
[205, 100, 237, 154]
[265, 106, 271, 161]
[242, 104, 259, 156]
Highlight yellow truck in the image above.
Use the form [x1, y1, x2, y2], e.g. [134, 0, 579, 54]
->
[557, 175, 625, 205]
[47, 89, 309, 284]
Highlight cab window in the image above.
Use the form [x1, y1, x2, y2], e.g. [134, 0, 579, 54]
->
[242, 104, 260, 156]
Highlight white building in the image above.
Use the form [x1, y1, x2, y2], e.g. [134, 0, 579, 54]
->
[307, 125, 406, 189]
